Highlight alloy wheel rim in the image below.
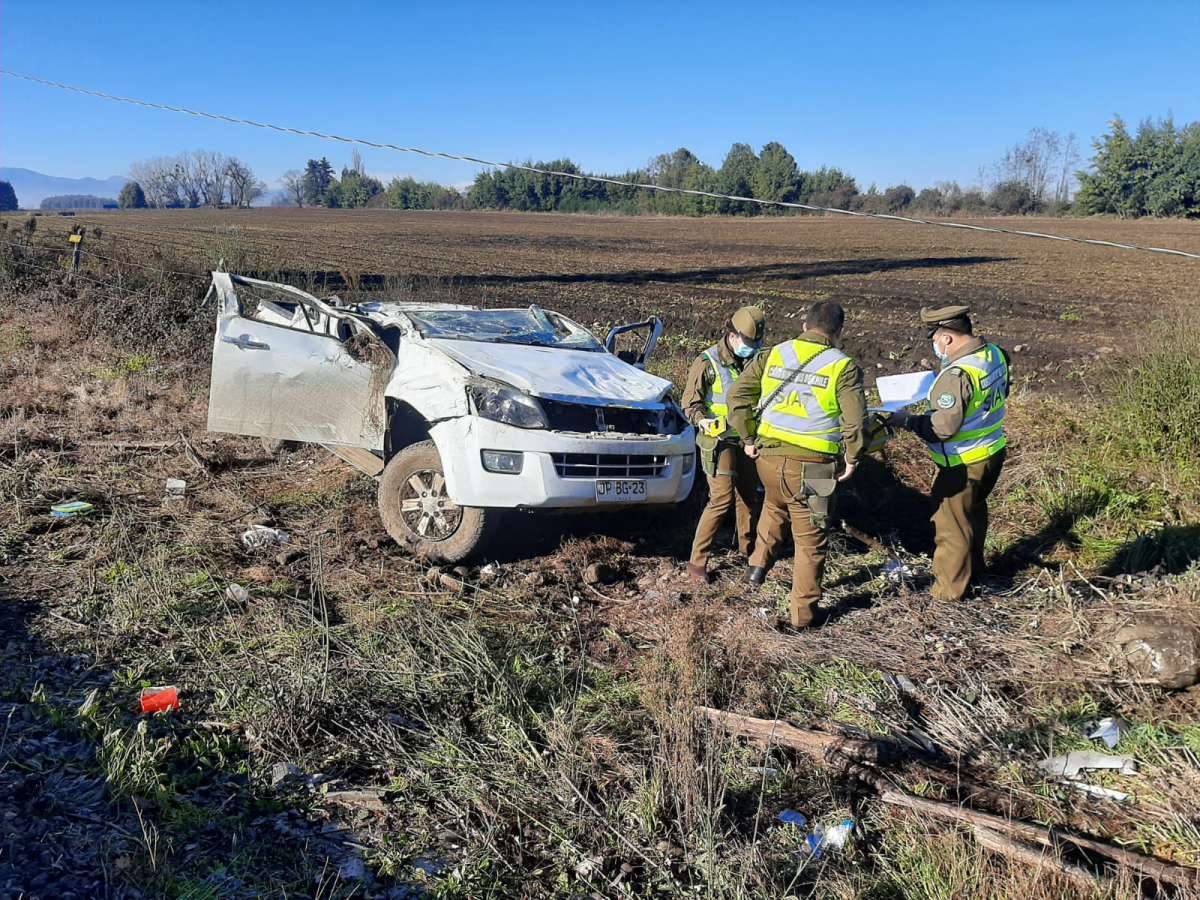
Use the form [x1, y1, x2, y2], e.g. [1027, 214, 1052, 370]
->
[398, 468, 463, 540]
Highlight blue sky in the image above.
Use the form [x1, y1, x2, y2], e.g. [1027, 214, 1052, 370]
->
[2, 0, 1197, 190]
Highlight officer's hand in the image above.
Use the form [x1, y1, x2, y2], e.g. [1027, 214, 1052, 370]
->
[697, 418, 717, 433]
[888, 411, 911, 430]
[744, 443, 760, 459]
[837, 460, 857, 482]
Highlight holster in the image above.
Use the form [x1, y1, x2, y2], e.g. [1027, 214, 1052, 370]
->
[696, 432, 722, 478]
[793, 461, 837, 530]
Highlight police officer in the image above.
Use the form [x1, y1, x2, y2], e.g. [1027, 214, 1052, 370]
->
[683, 306, 766, 584]
[888, 305, 1010, 602]
[727, 301, 866, 629]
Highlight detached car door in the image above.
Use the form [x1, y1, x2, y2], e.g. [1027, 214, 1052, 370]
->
[206, 273, 389, 451]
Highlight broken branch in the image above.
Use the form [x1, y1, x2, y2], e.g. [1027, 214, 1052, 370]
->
[700, 705, 1200, 890]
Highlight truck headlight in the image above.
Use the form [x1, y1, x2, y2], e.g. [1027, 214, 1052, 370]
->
[468, 379, 548, 429]
[681, 452, 695, 475]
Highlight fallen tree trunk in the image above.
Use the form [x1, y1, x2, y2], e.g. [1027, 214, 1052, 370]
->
[697, 705, 886, 763]
[972, 825, 1116, 889]
[699, 705, 1199, 891]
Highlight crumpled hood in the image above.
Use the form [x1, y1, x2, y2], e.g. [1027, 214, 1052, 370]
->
[432, 339, 672, 407]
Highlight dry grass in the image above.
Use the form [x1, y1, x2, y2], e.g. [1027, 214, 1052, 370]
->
[2, 216, 1199, 896]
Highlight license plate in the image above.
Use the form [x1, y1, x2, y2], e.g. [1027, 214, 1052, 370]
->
[595, 479, 647, 502]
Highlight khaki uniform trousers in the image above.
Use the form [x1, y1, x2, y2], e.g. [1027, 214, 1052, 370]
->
[689, 443, 760, 568]
[930, 449, 1006, 601]
[749, 455, 831, 628]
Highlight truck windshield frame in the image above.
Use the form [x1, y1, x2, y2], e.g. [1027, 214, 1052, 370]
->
[406, 306, 603, 351]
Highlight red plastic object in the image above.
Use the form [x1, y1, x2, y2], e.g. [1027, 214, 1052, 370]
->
[140, 686, 180, 714]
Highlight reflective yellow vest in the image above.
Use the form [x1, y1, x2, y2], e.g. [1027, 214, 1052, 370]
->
[703, 343, 753, 437]
[702, 344, 737, 418]
[755, 339, 852, 455]
[927, 343, 1009, 467]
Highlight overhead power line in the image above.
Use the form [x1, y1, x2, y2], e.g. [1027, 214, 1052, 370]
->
[3, 68, 1199, 262]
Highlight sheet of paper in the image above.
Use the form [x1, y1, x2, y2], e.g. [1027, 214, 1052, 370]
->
[874, 370, 936, 411]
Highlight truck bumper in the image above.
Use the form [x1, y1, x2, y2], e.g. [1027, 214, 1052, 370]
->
[430, 416, 696, 509]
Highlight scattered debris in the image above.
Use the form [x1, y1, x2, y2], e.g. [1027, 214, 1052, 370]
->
[1063, 780, 1130, 802]
[1112, 620, 1200, 690]
[1084, 716, 1126, 749]
[884, 674, 919, 695]
[479, 563, 498, 582]
[324, 788, 387, 813]
[805, 819, 855, 857]
[162, 478, 187, 505]
[1038, 751, 1137, 778]
[882, 559, 914, 582]
[271, 762, 314, 789]
[225, 583, 250, 605]
[140, 685, 180, 714]
[1013, 343, 1029, 352]
[241, 525, 291, 551]
[748, 766, 781, 779]
[50, 500, 94, 519]
[778, 809, 808, 828]
[702, 705, 1199, 888]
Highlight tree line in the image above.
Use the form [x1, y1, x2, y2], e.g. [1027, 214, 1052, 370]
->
[3, 115, 1195, 218]
[1076, 117, 1200, 217]
[127, 151, 266, 209]
[274, 151, 465, 210]
[465, 132, 1090, 217]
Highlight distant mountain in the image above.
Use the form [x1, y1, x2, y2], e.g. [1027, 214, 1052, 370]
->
[0, 168, 127, 210]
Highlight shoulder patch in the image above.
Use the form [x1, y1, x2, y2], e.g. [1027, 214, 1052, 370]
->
[936, 393, 957, 409]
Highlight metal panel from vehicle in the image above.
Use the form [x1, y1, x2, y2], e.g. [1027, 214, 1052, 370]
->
[206, 273, 389, 450]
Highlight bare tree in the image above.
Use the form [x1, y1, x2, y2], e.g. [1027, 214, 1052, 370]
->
[1054, 133, 1080, 205]
[129, 157, 181, 208]
[172, 152, 202, 208]
[991, 128, 1078, 204]
[192, 151, 229, 207]
[225, 158, 263, 207]
[280, 170, 305, 207]
[351, 148, 365, 176]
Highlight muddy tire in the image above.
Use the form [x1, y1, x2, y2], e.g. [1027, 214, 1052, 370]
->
[377, 440, 495, 562]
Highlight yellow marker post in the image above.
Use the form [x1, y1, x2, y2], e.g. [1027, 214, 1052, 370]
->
[68, 232, 82, 272]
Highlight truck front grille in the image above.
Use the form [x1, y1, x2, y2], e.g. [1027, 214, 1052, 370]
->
[552, 453, 669, 479]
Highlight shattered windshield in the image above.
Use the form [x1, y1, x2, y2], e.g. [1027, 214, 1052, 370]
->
[406, 307, 603, 351]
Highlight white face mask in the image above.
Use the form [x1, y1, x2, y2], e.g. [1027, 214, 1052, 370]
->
[933, 335, 951, 363]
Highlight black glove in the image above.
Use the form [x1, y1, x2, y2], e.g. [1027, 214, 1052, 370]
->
[887, 410, 912, 431]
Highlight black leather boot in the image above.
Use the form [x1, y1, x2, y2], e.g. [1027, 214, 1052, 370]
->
[746, 565, 766, 587]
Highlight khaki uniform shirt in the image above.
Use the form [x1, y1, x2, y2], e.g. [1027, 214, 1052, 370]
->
[681, 338, 753, 432]
[726, 331, 867, 463]
[908, 337, 1010, 444]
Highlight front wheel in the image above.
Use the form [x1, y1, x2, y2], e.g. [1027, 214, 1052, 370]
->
[377, 440, 496, 562]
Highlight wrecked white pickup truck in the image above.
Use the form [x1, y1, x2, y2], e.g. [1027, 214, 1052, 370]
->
[205, 273, 696, 561]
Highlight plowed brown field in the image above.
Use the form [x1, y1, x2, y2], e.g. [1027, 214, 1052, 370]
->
[25, 208, 1200, 390]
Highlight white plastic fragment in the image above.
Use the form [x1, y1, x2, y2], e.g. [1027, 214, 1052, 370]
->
[1063, 780, 1130, 802]
[163, 478, 187, 505]
[1085, 716, 1126, 749]
[882, 559, 914, 582]
[225, 583, 250, 605]
[1038, 751, 1138, 778]
[241, 525, 291, 550]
